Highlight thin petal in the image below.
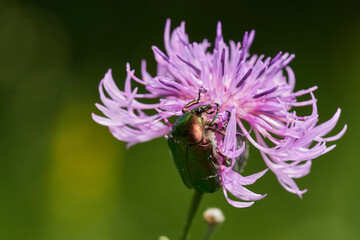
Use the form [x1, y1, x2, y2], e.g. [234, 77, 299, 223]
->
[223, 188, 255, 208]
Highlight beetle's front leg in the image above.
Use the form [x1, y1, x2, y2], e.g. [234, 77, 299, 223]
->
[182, 90, 202, 113]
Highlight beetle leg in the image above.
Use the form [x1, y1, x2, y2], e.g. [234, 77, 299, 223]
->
[200, 104, 212, 112]
[215, 148, 232, 167]
[207, 150, 218, 166]
[221, 110, 231, 130]
[182, 90, 202, 113]
[209, 103, 220, 126]
[205, 126, 226, 136]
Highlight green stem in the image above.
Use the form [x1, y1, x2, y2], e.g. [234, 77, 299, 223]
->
[179, 191, 203, 240]
[202, 224, 217, 240]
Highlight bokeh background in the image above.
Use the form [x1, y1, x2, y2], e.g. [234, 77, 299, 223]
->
[1, 0, 359, 239]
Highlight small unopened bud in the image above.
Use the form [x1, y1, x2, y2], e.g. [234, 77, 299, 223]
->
[158, 236, 169, 240]
[203, 208, 225, 225]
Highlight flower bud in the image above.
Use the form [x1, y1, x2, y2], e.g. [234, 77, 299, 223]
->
[203, 208, 225, 225]
[158, 236, 169, 240]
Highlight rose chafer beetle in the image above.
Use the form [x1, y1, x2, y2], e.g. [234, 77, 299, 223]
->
[167, 93, 232, 193]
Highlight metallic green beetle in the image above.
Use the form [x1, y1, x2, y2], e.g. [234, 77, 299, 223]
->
[167, 94, 228, 194]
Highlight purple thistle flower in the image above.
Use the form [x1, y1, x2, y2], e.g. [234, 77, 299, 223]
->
[92, 19, 347, 208]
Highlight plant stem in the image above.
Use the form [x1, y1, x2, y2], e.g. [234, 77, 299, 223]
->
[179, 191, 203, 240]
[202, 224, 217, 240]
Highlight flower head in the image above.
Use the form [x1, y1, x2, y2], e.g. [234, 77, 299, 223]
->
[93, 19, 346, 207]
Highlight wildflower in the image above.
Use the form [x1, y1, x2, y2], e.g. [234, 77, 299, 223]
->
[92, 20, 346, 207]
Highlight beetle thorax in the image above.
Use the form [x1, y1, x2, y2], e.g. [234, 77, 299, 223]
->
[169, 113, 204, 145]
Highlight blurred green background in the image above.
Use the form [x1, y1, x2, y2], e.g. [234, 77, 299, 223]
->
[0, 0, 358, 239]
